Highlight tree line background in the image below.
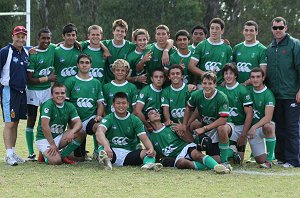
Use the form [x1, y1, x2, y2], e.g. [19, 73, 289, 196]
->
[1, 0, 300, 48]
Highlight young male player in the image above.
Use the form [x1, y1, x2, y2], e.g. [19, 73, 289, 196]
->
[95, 92, 163, 170]
[189, 25, 208, 52]
[232, 20, 267, 85]
[35, 83, 84, 165]
[248, 67, 276, 168]
[25, 28, 57, 161]
[146, 107, 230, 173]
[64, 54, 104, 161]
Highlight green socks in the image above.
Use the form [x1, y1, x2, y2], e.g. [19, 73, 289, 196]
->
[26, 128, 34, 155]
[202, 155, 218, 169]
[194, 161, 206, 170]
[143, 156, 156, 165]
[219, 142, 230, 163]
[61, 139, 81, 158]
[266, 137, 276, 161]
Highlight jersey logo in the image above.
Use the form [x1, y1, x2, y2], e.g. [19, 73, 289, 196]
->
[61, 66, 77, 77]
[246, 95, 250, 100]
[89, 68, 104, 78]
[38, 59, 44, 64]
[76, 98, 94, 108]
[237, 62, 251, 72]
[162, 144, 178, 156]
[202, 116, 215, 124]
[253, 109, 260, 119]
[112, 137, 128, 146]
[50, 124, 64, 134]
[171, 108, 185, 118]
[205, 61, 221, 72]
[60, 58, 65, 63]
[101, 119, 107, 123]
[139, 93, 144, 99]
[110, 105, 115, 113]
[44, 108, 49, 114]
[183, 75, 188, 84]
[39, 67, 52, 76]
[161, 97, 165, 102]
[229, 107, 238, 117]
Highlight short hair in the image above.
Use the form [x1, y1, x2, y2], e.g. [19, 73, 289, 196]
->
[156, 24, 170, 34]
[113, 92, 128, 103]
[51, 83, 66, 95]
[202, 72, 217, 84]
[151, 67, 165, 77]
[112, 59, 130, 71]
[62, 23, 77, 35]
[144, 107, 159, 120]
[209, 18, 225, 30]
[112, 19, 128, 32]
[168, 64, 184, 76]
[250, 67, 265, 77]
[38, 28, 51, 38]
[132, 29, 150, 42]
[175, 29, 190, 41]
[191, 25, 208, 35]
[222, 63, 238, 78]
[77, 54, 92, 64]
[88, 25, 103, 34]
[244, 20, 258, 31]
[272, 17, 287, 26]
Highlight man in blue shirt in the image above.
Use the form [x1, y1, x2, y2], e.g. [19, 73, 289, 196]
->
[0, 26, 29, 166]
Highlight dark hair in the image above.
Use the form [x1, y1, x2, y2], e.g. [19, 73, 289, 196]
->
[209, 18, 225, 30]
[222, 63, 238, 78]
[113, 92, 128, 103]
[77, 54, 92, 64]
[175, 29, 190, 41]
[151, 67, 165, 77]
[38, 28, 51, 38]
[191, 25, 208, 35]
[168, 64, 184, 76]
[156, 24, 170, 34]
[272, 17, 287, 26]
[202, 72, 217, 84]
[144, 107, 159, 120]
[62, 23, 77, 35]
[51, 83, 66, 94]
[250, 67, 265, 77]
[244, 20, 258, 31]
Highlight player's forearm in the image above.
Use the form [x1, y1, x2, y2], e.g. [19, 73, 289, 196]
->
[162, 106, 171, 122]
[183, 105, 192, 126]
[188, 63, 204, 77]
[41, 124, 56, 146]
[165, 39, 174, 50]
[139, 134, 154, 151]
[136, 61, 145, 73]
[241, 107, 253, 136]
[71, 119, 82, 134]
[96, 127, 110, 148]
[96, 102, 105, 117]
[205, 117, 227, 131]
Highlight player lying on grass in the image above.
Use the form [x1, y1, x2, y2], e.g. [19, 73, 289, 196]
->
[145, 107, 230, 174]
[95, 92, 162, 171]
[35, 83, 84, 165]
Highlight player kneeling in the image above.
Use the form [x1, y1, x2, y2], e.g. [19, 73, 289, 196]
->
[95, 92, 162, 171]
[35, 83, 84, 165]
[146, 107, 230, 174]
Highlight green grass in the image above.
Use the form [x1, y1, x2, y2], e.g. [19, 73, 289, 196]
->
[1, 119, 300, 198]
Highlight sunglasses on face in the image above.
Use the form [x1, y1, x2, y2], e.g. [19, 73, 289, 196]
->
[272, 26, 285, 30]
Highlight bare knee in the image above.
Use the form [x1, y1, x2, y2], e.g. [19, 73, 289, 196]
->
[217, 125, 230, 143]
[263, 123, 275, 138]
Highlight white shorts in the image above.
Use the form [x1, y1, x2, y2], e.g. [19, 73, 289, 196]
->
[26, 87, 51, 106]
[175, 143, 197, 166]
[112, 148, 131, 166]
[248, 127, 266, 157]
[230, 125, 244, 142]
[82, 115, 96, 134]
[205, 122, 234, 143]
[36, 134, 63, 154]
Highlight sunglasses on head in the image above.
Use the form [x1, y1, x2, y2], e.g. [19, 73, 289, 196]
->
[272, 26, 285, 30]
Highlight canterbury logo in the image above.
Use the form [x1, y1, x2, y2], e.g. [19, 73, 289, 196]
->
[202, 116, 215, 124]
[89, 68, 104, 78]
[77, 98, 94, 108]
[39, 67, 52, 76]
[237, 62, 251, 72]
[162, 144, 178, 156]
[112, 137, 128, 145]
[253, 109, 260, 119]
[205, 61, 221, 72]
[61, 66, 77, 77]
[229, 107, 238, 117]
[50, 124, 64, 134]
[171, 108, 185, 118]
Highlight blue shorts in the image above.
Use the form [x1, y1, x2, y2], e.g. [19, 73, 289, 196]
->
[0, 86, 27, 122]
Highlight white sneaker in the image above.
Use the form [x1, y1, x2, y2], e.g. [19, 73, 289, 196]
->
[98, 150, 112, 170]
[141, 163, 163, 171]
[13, 153, 26, 164]
[214, 164, 231, 174]
[272, 160, 285, 166]
[222, 162, 233, 171]
[282, 162, 294, 168]
[5, 155, 18, 166]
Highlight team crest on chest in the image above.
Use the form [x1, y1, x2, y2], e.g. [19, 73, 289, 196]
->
[251, 53, 256, 58]
[75, 86, 80, 92]
[39, 59, 44, 64]
[13, 57, 18, 63]
[60, 58, 65, 63]
[139, 93, 144, 99]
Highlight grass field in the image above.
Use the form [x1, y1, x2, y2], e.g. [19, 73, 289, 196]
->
[1, 118, 300, 198]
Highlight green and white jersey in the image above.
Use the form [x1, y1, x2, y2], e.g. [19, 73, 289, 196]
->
[145, 43, 176, 83]
[149, 125, 188, 158]
[191, 39, 232, 84]
[100, 112, 146, 151]
[168, 50, 193, 84]
[54, 45, 80, 83]
[188, 89, 230, 125]
[218, 82, 253, 125]
[188, 44, 197, 54]
[82, 45, 106, 83]
[250, 86, 275, 125]
[103, 80, 138, 114]
[233, 41, 267, 83]
[102, 39, 136, 83]
[64, 75, 104, 122]
[161, 83, 191, 123]
[27, 43, 56, 90]
[36, 99, 80, 141]
[136, 84, 162, 113]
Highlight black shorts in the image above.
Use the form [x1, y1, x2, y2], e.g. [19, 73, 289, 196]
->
[111, 149, 143, 166]
[206, 143, 220, 156]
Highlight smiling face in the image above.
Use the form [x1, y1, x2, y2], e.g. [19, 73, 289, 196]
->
[62, 31, 77, 47]
[113, 97, 129, 116]
[12, 33, 26, 50]
[243, 25, 257, 44]
[135, 34, 148, 51]
[169, 68, 183, 86]
[52, 86, 66, 106]
[271, 21, 287, 42]
[38, 32, 51, 50]
[176, 35, 189, 50]
[88, 29, 102, 46]
[223, 69, 237, 86]
[202, 78, 216, 97]
[113, 26, 126, 43]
